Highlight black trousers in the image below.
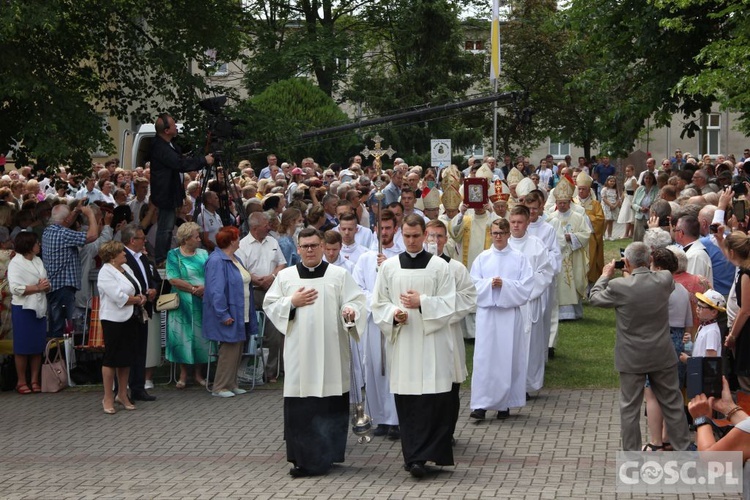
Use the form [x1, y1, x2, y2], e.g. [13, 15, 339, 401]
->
[128, 320, 149, 391]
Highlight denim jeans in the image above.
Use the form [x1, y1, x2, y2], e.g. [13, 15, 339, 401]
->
[47, 286, 76, 337]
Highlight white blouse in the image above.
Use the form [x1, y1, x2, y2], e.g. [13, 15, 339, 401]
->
[97, 263, 137, 322]
[7, 254, 48, 318]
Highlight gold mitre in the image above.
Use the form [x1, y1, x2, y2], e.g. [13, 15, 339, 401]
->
[555, 175, 575, 201]
[441, 187, 462, 210]
[506, 167, 524, 185]
[516, 177, 536, 198]
[576, 171, 593, 187]
[476, 163, 494, 183]
[423, 187, 441, 209]
[441, 164, 461, 188]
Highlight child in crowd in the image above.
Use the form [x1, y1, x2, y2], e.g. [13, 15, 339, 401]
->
[600, 175, 621, 240]
[680, 289, 724, 364]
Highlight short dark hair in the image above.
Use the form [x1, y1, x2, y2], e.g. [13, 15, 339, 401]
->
[402, 214, 425, 232]
[510, 205, 530, 218]
[651, 247, 678, 273]
[379, 209, 397, 226]
[298, 227, 323, 243]
[323, 230, 342, 245]
[14, 231, 38, 255]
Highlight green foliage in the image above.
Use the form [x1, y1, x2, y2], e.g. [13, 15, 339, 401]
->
[237, 78, 357, 165]
[345, 0, 485, 160]
[0, 0, 244, 170]
[240, 1, 367, 98]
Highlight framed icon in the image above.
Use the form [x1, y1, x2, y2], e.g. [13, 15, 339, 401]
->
[463, 178, 488, 209]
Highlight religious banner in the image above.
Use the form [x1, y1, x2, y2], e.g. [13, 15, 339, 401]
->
[463, 178, 488, 209]
[430, 139, 451, 168]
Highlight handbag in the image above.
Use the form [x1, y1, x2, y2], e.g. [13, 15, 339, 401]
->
[41, 339, 68, 393]
[155, 279, 180, 312]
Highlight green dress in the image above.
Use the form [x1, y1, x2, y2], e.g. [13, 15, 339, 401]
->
[165, 247, 211, 364]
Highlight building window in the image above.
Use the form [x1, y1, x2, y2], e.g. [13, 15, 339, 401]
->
[703, 113, 721, 156]
[463, 144, 484, 158]
[464, 40, 485, 53]
[204, 49, 228, 76]
[549, 141, 570, 158]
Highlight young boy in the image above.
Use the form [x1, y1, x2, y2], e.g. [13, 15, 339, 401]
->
[680, 289, 725, 363]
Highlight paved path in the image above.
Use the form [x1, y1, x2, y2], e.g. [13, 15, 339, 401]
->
[0, 386, 734, 499]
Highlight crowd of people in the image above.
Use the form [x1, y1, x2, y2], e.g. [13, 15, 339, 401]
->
[3, 111, 750, 476]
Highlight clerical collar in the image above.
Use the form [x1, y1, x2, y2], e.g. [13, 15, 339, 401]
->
[296, 260, 328, 279]
[398, 249, 432, 269]
[406, 250, 420, 258]
[682, 243, 692, 253]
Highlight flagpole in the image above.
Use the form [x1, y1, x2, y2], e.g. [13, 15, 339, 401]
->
[490, 0, 500, 159]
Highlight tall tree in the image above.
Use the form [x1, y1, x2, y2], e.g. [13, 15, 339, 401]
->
[563, 0, 719, 154]
[0, 0, 244, 169]
[240, 0, 367, 98]
[236, 78, 358, 165]
[345, 0, 484, 159]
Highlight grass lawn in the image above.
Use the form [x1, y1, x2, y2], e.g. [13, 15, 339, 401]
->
[463, 236, 635, 390]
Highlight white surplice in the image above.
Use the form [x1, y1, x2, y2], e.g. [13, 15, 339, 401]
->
[445, 256, 477, 383]
[372, 253, 456, 395]
[509, 233, 555, 392]
[263, 263, 366, 398]
[469, 246, 534, 411]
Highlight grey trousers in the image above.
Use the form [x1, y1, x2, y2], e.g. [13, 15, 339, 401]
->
[619, 366, 690, 451]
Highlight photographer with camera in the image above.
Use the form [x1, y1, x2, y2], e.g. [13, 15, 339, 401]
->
[590, 242, 692, 451]
[149, 113, 214, 266]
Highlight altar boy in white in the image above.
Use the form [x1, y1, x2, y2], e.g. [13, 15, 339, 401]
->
[469, 218, 534, 420]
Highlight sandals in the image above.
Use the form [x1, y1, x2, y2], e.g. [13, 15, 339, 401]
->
[175, 381, 186, 389]
[15, 384, 32, 395]
[642, 443, 665, 451]
[31, 382, 42, 393]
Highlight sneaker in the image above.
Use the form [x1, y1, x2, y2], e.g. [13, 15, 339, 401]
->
[144, 380, 154, 390]
[212, 390, 236, 398]
[232, 388, 247, 395]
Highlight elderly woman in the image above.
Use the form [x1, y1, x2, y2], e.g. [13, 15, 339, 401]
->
[7, 232, 50, 394]
[166, 221, 210, 388]
[632, 171, 659, 242]
[97, 241, 147, 414]
[203, 226, 258, 397]
[668, 245, 711, 331]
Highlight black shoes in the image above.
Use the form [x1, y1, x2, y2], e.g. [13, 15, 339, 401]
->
[373, 425, 388, 437]
[387, 425, 401, 440]
[131, 390, 157, 401]
[405, 462, 426, 478]
[548, 347, 555, 359]
[497, 409, 510, 420]
[470, 409, 486, 420]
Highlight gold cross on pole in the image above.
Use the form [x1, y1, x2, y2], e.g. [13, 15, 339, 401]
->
[360, 134, 396, 172]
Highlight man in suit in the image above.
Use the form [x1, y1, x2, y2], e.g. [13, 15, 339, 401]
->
[589, 242, 691, 451]
[122, 223, 158, 401]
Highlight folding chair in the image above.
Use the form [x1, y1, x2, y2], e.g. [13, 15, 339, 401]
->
[205, 310, 266, 393]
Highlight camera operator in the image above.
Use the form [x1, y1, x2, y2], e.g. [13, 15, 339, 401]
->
[149, 113, 214, 266]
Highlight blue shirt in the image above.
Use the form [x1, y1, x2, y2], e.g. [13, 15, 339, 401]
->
[700, 236, 735, 296]
[42, 224, 87, 291]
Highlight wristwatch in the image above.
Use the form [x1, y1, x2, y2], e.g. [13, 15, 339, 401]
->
[693, 416, 712, 428]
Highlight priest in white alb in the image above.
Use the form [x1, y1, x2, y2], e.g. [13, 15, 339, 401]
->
[263, 228, 366, 478]
[372, 215, 457, 478]
[469, 218, 534, 420]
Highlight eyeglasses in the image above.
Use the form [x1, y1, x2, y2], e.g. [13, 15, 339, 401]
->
[490, 231, 510, 237]
[299, 244, 320, 251]
[673, 228, 684, 234]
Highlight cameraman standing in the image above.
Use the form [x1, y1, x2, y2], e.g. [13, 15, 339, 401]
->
[150, 113, 214, 266]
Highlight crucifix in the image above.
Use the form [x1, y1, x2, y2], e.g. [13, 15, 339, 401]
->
[361, 134, 397, 377]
